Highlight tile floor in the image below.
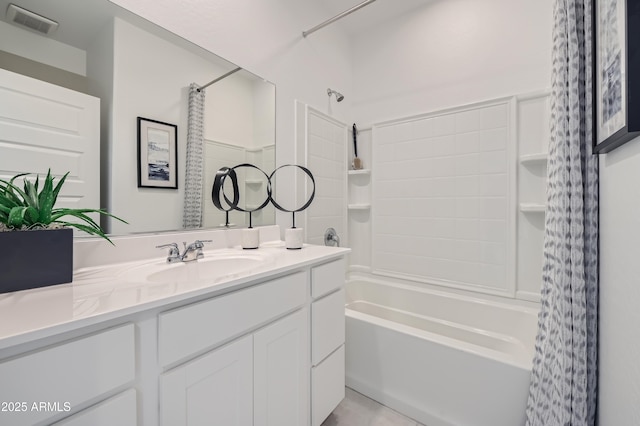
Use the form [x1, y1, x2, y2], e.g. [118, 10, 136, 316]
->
[321, 387, 426, 426]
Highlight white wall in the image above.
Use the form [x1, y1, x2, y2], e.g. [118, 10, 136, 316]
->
[351, 0, 553, 125]
[598, 139, 640, 425]
[0, 20, 86, 75]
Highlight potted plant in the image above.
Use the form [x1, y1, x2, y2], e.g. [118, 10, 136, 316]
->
[0, 170, 127, 293]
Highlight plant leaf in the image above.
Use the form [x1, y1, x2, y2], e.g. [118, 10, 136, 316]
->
[53, 208, 128, 225]
[51, 209, 102, 230]
[0, 195, 17, 210]
[7, 206, 38, 228]
[23, 179, 39, 209]
[37, 170, 55, 224]
[0, 175, 29, 206]
[55, 221, 114, 245]
[51, 171, 69, 207]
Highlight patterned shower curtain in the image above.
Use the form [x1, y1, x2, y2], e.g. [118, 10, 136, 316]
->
[525, 0, 598, 425]
[183, 83, 206, 228]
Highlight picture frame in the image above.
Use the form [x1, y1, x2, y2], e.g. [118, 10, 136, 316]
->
[137, 117, 178, 188]
[593, 0, 640, 153]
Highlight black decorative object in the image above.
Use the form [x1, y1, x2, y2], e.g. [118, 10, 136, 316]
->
[269, 164, 316, 250]
[212, 167, 240, 227]
[268, 164, 316, 227]
[0, 228, 73, 294]
[211, 163, 315, 248]
[593, 0, 640, 153]
[230, 163, 272, 228]
[352, 123, 363, 169]
[137, 117, 178, 188]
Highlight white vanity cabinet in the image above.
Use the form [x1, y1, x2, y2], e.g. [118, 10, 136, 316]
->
[0, 244, 348, 426]
[310, 259, 346, 426]
[0, 324, 136, 426]
[159, 272, 309, 426]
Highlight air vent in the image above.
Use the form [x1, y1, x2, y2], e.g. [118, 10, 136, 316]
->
[6, 4, 58, 35]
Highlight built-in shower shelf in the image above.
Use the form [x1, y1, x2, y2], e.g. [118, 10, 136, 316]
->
[519, 153, 548, 165]
[348, 169, 371, 176]
[348, 203, 371, 210]
[245, 180, 264, 185]
[519, 203, 546, 213]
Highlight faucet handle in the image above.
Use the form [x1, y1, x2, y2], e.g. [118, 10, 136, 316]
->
[192, 240, 212, 259]
[156, 243, 181, 262]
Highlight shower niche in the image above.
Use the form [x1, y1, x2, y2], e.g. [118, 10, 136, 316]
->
[516, 90, 551, 302]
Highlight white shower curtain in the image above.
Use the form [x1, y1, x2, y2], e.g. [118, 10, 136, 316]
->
[183, 83, 206, 228]
[525, 0, 598, 425]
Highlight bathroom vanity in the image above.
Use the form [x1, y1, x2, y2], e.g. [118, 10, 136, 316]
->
[0, 226, 348, 426]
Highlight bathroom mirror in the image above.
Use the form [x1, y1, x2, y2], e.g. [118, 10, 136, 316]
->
[0, 0, 276, 235]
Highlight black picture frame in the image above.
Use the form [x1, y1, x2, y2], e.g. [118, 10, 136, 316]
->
[593, 0, 640, 153]
[137, 117, 178, 188]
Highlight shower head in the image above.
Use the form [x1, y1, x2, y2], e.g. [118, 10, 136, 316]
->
[327, 88, 344, 102]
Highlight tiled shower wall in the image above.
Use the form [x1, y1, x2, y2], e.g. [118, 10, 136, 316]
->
[372, 99, 514, 295]
[304, 107, 348, 246]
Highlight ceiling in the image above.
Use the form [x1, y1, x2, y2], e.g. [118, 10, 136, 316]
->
[316, 0, 432, 36]
[0, 0, 233, 69]
[0, 0, 432, 51]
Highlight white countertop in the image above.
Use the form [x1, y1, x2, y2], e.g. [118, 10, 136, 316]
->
[0, 240, 349, 351]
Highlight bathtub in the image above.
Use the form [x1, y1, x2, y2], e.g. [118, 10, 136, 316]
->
[345, 277, 539, 426]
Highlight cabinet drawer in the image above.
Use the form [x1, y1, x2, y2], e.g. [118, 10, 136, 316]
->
[311, 259, 345, 299]
[53, 389, 137, 426]
[0, 324, 135, 426]
[311, 345, 345, 426]
[311, 289, 345, 365]
[159, 272, 305, 367]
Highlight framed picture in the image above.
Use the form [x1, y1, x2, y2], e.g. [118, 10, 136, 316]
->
[137, 117, 178, 188]
[593, 0, 640, 153]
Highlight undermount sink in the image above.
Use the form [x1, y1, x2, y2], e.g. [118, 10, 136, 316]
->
[120, 250, 272, 285]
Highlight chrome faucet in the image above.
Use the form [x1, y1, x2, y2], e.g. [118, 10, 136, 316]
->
[324, 228, 340, 247]
[156, 243, 182, 263]
[181, 240, 211, 262]
[156, 240, 212, 263]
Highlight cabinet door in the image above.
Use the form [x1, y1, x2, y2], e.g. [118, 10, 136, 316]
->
[160, 335, 253, 426]
[254, 309, 308, 426]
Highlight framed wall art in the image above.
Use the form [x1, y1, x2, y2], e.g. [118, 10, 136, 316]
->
[137, 117, 178, 188]
[593, 0, 640, 153]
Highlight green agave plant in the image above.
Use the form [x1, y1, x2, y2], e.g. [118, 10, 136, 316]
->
[0, 170, 127, 244]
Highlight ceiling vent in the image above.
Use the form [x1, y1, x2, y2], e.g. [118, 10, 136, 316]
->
[6, 4, 58, 35]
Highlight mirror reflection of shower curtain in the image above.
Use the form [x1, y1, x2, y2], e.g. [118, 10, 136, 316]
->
[183, 83, 206, 228]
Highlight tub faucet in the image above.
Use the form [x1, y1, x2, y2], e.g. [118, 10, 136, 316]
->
[324, 228, 340, 247]
[156, 240, 212, 263]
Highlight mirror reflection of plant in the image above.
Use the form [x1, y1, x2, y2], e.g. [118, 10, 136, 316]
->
[0, 170, 127, 244]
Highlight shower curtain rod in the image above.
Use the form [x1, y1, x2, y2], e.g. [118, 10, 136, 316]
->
[302, 0, 378, 37]
[197, 67, 242, 92]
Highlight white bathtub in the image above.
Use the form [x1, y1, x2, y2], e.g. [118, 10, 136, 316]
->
[345, 278, 539, 426]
